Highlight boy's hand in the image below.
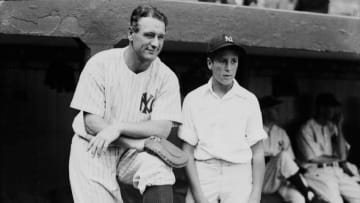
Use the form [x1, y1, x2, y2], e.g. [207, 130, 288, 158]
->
[248, 196, 260, 203]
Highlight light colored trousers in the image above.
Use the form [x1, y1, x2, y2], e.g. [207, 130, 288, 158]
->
[304, 165, 360, 203]
[69, 135, 174, 203]
[263, 151, 305, 203]
[186, 159, 252, 203]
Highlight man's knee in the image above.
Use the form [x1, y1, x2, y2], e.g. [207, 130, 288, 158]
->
[280, 187, 306, 203]
[138, 152, 167, 166]
[289, 193, 306, 203]
[132, 152, 175, 194]
[277, 151, 293, 162]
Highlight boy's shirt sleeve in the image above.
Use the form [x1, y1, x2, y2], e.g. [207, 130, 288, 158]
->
[245, 96, 267, 146]
[178, 95, 199, 146]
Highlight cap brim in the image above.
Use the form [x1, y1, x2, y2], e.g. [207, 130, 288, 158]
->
[208, 43, 246, 56]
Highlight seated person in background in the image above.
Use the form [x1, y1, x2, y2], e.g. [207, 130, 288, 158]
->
[198, 0, 236, 4]
[297, 93, 360, 203]
[261, 96, 326, 203]
[263, 0, 296, 10]
[241, 0, 296, 10]
[294, 0, 329, 13]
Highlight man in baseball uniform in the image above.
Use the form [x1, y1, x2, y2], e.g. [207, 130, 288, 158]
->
[179, 33, 267, 203]
[297, 93, 360, 203]
[260, 96, 326, 203]
[69, 5, 182, 203]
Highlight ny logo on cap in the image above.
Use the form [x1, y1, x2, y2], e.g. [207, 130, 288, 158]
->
[224, 35, 233, 43]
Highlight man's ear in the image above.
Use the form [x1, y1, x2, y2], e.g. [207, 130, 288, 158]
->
[128, 27, 134, 42]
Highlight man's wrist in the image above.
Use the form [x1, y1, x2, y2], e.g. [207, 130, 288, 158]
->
[109, 123, 122, 137]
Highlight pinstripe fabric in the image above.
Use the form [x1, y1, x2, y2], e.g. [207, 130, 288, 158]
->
[69, 47, 182, 202]
[69, 136, 124, 203]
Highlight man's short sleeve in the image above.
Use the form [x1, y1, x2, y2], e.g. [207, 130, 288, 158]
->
[282, 129, 296, 160]
[245, 97, 267, 146]
[178, 95, 199, 146]
[297, 124, 321, 161]
[70, 56, 105, 117]
[151, 72, 182, 124]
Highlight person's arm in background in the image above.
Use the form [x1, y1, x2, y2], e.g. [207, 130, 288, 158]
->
[249, 140, 265, 203]
[297, 123, 339, 164]
[333, 112, 347, 161]
[183, 143, 209, 203]
[282, 129, 296, 160]
[332, 112, 356, 176]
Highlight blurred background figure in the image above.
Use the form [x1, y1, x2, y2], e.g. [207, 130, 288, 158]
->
[294, 0, 330, 13]
[263, 0, 296, 10]
[198, 0, 238, 4]
[296, 93, 360, 203]
[328, 0, 360, 17]
[260, 96, 327, 203]
[199, 0, 360, 16]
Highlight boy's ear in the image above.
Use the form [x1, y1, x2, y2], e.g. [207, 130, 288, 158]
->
[207, 57, 212, 70]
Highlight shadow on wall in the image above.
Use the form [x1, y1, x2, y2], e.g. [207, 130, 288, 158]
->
[0, 34, 89, 203]
[344, 96, 360, 166]
[284, 93, 313, 159]
[2, 187, 73, 203]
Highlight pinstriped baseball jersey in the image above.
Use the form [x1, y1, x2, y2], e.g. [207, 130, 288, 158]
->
[69, 47, 182, 202]
[71, 47, 182, 135]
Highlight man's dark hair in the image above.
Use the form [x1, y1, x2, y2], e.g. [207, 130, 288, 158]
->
[130, 5, 168, 33]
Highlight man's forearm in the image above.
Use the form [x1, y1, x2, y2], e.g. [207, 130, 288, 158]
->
[84, 112, 109, 136]
[84, 112, 172, 139]
[120, 120, 172, 139]
[83, 112, 146, 150]
[335, 126, 347, 161]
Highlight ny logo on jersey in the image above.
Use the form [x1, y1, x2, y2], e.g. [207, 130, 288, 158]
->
[140, 92, 155, 114]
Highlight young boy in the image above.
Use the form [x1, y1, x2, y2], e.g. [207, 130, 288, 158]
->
[179, 33, 267, 203]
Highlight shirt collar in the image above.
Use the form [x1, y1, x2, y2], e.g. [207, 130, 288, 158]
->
[204, 77, 248, 99]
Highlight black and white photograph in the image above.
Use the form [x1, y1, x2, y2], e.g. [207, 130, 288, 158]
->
[1, 0, 360, 202]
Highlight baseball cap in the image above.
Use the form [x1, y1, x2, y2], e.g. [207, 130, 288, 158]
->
[259, 96, 282, 110]
[207, 33, 246, 56]
[315, 93, 341, 107]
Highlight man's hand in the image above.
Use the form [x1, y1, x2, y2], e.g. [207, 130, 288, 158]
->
[310, 155, 340, 164]
[87, 124, 121, 157]
[333, 111, 344, 128]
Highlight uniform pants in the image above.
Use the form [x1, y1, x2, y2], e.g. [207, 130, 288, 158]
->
[186, 159, 252, 203]
[304, 166, 360, 203]
[263, 152, 305, 203]
[69, 135, 175, 203]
